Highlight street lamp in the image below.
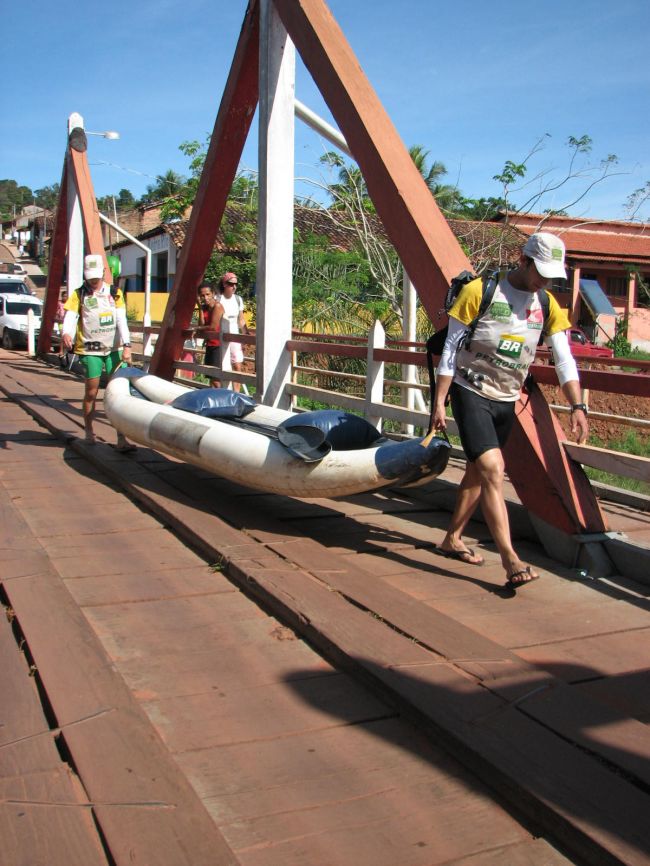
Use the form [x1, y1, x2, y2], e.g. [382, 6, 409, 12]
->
[66, 112, 121, 291]
[67, 112, 120, 140]
[86, 130, 120, 140]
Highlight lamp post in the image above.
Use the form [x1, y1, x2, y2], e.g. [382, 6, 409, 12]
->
[86, 130, 120, 140]
[66, 113, 120, 290]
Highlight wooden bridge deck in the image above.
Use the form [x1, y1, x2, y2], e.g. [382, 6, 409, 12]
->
[1, 350, 649, 866]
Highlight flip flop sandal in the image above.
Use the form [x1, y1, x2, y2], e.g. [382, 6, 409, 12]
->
[436, 546, 485, 566]
[115, 442, 137, 453]
[506, 566, 540, 589]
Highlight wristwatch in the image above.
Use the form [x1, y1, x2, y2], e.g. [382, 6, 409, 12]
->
[571, 403, 588, 415]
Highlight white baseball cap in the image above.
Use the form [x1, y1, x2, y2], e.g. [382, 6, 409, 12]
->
[83, 254, 104, 280]
[522, 232, 567, 279]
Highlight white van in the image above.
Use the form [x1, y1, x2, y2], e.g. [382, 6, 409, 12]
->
[0, 292, 43, 349]
[0, 270, 33, 296]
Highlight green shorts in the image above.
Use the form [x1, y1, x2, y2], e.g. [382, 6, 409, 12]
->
[79, 350, 123, 380]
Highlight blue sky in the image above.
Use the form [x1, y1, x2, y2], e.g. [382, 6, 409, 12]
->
[2, 0, 649, 221]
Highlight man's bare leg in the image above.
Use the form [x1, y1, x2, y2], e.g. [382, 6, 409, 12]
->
[439, 461, 484, 564]
[473, 448, 539, 583]
[83, 377, 101, 443]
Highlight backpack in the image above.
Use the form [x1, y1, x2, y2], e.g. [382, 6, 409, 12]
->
[425, 270, 550, 423]
[426, 270, 499, 359]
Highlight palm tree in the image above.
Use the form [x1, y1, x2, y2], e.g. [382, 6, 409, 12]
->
[408, 145, 447, 193]
[141, 169, 187, 204]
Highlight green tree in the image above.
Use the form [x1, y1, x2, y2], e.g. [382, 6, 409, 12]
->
[0, 179, 33, 219]
[34, 183, 60, 210]
[624, 180, 650, 222]
[116, 188, 136, 209]
[140, 169, 187, 205]
[492, 134, 621, 222]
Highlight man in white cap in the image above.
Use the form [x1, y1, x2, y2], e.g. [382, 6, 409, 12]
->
[62, 253, 134, 450]
[431, 232, 588, 589]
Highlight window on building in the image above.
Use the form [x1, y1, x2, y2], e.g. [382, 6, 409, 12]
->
[153, 252, 168, 292]
[136, 257, 145, 292]
[606, 276, 628, 298]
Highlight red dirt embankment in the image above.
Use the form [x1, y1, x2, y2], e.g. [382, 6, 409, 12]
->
[540, 383, 649, 445]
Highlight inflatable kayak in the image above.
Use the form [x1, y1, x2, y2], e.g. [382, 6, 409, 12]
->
[104, 370, 450, 498]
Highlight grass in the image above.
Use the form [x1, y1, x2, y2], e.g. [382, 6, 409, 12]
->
[586, 429, 650, 496]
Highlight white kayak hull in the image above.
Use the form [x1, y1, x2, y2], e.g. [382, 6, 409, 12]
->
[104, 374, 450, 498]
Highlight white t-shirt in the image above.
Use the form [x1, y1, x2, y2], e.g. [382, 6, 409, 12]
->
[219, 292, 243, 333]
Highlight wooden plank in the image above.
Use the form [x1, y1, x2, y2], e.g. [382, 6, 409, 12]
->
[0, 612, 61, 779]
[0, 611, 109, 865]
[245, 536, 524, 664]
[13, 499, 154, 537]
[516, 629, 650, 680]
[64, 564, 235, 607]
[0, 767, 109, 866]
[37, 526, 205, 578]
[532, 362, 650, 399]
[84, 592, 267, 648]
[141, 671, 392, 754]
[179, 717, 471, 801]
[220, 777, 531, 866]
[576, 670, 650, 724]
[430, 592, 650, 650]
[2, 501, 237, 865]
[374, 665, 650, 866]
[114, 623, 331, 701]
[564, 440, 650, 482]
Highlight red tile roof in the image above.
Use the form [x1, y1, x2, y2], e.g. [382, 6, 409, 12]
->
[500, 213, 650, 264]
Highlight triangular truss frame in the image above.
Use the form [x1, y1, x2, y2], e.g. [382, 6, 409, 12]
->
[39, 0, 607, 536]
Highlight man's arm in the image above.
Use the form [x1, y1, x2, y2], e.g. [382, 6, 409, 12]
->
[432, 374, 453, 431]
[559, 380, 589, 444]
[549, 331, 588, 444]
[431, 318, 467, 431]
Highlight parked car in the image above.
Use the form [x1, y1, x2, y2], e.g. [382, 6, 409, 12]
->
[0, 265, 33, 296]
[0, 277, 32, 295]
[0, 292, 43, 349]
[0, 261, 27, 276]
[567, 327, 614, 359]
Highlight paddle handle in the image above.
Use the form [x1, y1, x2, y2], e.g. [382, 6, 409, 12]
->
[420, 428, 437, 448]
[420, 426, 449, 448]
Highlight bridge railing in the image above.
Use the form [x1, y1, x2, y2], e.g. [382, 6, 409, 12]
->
[130, 320, 650, 486]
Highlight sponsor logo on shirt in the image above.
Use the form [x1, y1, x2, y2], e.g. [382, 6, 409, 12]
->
[496, 335, 524, 359]
[526, 306, 544, 329]
[489, 301, 512, 323]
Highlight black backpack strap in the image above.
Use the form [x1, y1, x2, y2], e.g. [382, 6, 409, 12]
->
[536, 288, 551, 344]
[463, 270, 499, 350]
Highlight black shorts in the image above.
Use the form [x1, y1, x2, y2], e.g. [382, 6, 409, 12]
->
[204, 344, 222, 368]
[450, 382, 516, 462]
